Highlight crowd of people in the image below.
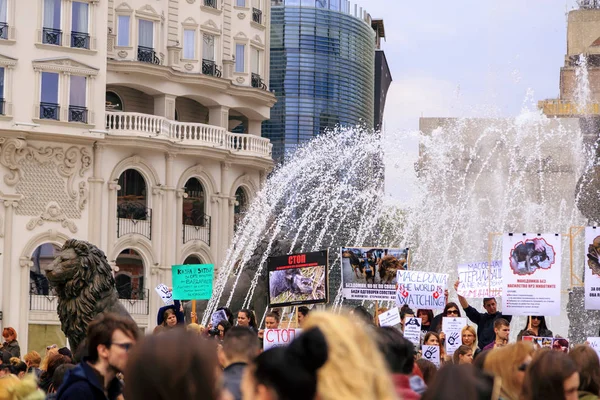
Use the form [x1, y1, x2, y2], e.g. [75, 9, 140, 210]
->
[0, 280, 597, 400]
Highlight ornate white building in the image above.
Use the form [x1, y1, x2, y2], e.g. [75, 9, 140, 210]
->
[0, 0, 274, 354]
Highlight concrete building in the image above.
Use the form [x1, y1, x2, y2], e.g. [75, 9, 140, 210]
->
[372, 19, 391, 131]
[0, 0, 275, 355]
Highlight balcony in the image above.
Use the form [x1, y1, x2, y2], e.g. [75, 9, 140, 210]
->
[0, 22, 8, 40]
[252, 8, 263, 24]
[69, 105, 88, 123]
[71, 31, 90, 49]
[0, 98, 5, 115]
[137, 46, 161, 65]
[251, 73, 267, 90]
[117, 201, 152, 239]
[183, 213, 211, 245]
[30, 289, 150, 315]
[202, 59, 222, 77]
[204, 0, 217, 8]
[538, 99, 600, 117]
[40, 102, 60, 120]
[106, 111, 272, 157]
[42, 27, 62, 45]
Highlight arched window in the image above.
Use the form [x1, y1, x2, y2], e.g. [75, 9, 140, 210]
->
[115, 249, 145, 300]
[106, 91, 123, 111]
[183, 178, 205, 226]
[234, 187, 248, 230]
[29, 243, 61, 295]
[183, 255, 203, 265]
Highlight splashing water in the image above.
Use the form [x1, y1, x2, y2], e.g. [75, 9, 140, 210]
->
[575, 54, 591, 110]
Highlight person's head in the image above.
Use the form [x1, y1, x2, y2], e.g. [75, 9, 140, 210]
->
[400, 307, 415, 331]
[417, 309, 434, 325]
[302, 311, 396, 400]
[124, 329, 219, 400]
[40, 347, 58, 371]
[0, 363, 13, 377]
[9, 358, 19, 367]
[375, 327, 415, 375]
[87, 312, 139, 373]
[483, 298, 497, 315]
[186, 323, 205, 335]
[238, 309, 257, 328]
[41, 354, 72, 384]
[298, 306, 310, 326]
[23, 351, 41, 369]
[524, 315, 548, 331]
[50, 364, 76, 393]
[452, 345, 473, 365]
[222, 327, 260, 364]
[242, 328, 327, 400]
[443, 303, 461, 318]
[58, 347, 72, 360]
[483, 341, 535, 400]
[350, 306, 374, 326]
[217, 320, 232, 339]
[472, 349, 491, 371]
[1, 374, 45, 400]
[13, 362, 27, 379]
[162, 309, 178, 328]
[494, 318, 510, 342]
[216, 307, 234, 325]
[2, 328, 16, 343]
[416, 359, 437, 386]
[421, 364, 497, 400]
[265, 310, 281, 329]
[424, 331, 441, 346]
[461, 325, 477, 349]
[522, 350, 579, 400]
[569, 345, 600, 395]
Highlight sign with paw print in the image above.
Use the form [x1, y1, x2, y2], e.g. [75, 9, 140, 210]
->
[422, 345, 440, 367]
[442, 317, 467, 355]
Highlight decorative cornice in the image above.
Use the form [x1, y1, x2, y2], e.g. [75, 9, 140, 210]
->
[32, 57, 99, 76]
[176, 189, 189, 198]
[108, 182, 121, 191]
[26, 202, 78, 233]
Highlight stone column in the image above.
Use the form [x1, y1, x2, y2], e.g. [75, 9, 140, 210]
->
[162, 153, 176, 268]
[210, 195, 221, 266]
[18, 257, 33, 353]
[88, 143, 105, 247]
[154, 94, 177, 120]
[209, 106, 230, 130]
[247, 119, 263, 136]
[175, 189, 187, 260]
[2, 198, 19, 329]
[151, 185, 164, 269]
[219, 162, 231, 269]
[107, 182, 121, 255]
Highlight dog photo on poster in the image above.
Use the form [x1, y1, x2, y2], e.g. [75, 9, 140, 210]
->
[585, 226, 600, 310]
[341, 247, 409, 301]
[267, 250, 328, 308]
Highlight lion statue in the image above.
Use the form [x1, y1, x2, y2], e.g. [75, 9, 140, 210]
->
[45, 239, 134, 357]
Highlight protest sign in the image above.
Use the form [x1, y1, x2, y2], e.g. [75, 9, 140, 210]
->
[211, 310, 228, 327]
[457, 261, 502, 298]
[522, 336, 569, 353]
[421, 345, 440, 367]
[341, 247, 409, 301]
[587, 337, 600, 358]
[501, 233, 561, 316]
[395, 270, 448, 310]
[403, 317, 422, 346]
[585, 227, 600, 310]
[442, 317, 467, 355]
[171, 264, 214, 300]
[378, 308, 401, 327]
[155, 283, 174, 306]
[264, 329, 302, 350]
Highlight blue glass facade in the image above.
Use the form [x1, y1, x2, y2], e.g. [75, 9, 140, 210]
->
[264, 0, 375, 162]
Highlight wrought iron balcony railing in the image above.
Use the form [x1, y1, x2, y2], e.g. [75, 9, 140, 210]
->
[69, 105, 88, 123]
[202, 59, 222, 77]
[0, 22, 8, 40]
[204, 0, 217, 8]
[71, 31, 90, 49]
[0, 98, 5, 115]
[251, 73, 267, 90]
[137, 46, 161, 65]
[42, 27, 62, 45]
[183, 214, 211, 245]
[252, 8, 263, 24]
[40, 102, 60, 120]
[117, 200, 152, 239]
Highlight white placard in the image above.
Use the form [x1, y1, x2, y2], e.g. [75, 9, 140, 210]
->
[457, 261, 502, 298]
[501, 234, 561, 316]
[263, 329, 302, 350]
[155, 283, 174, 306]
[403, 317, 422, 346]
[585, 227, 600, 310]
[211, 310, 228, 326]
[378, 308, 401, 327]
[587, 337, 600, 358]
[442, 317, 467, 355]
[421, 344, 440, 367]
[396, 270, 448, 310]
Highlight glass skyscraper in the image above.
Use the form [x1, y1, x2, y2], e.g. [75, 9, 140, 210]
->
[264, 0, 375, 162]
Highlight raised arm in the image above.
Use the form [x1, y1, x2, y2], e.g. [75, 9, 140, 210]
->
[454, 280, 469, 309]
[454, 279, 482, 324]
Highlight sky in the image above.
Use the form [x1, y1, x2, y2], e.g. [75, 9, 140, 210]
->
[352, 0, 579, 133]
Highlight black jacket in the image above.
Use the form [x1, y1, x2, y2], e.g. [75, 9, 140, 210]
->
[463, 305, 512, 349]
[57, 360, 122, 400]
[223, 362, 247, 400]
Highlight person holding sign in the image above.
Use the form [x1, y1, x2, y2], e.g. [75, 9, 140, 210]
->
[516, 316, 553, 342]
[454, 279, 512, 350]
[258, 310, 281, 340]
[452, 345, 474, 365]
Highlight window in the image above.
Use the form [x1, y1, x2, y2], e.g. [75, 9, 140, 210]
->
[43, 0, 62, 45]
[69, 75, 87, 123]
[137, 20, 156, 63]
[40, 72, 59, 120]
[0, 67, 4, 114]
[235, 44, 245, 73]
[117, 15, 130, 46]
[251, 47, 260, 74]
[71, 2, 89, 49]
[183, 29, 195, 59]
[0, 0, 7, 40]
[236, 0, 245, 6]
[203, 34, 214, 61]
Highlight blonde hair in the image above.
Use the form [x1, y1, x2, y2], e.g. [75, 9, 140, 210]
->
[39, 348, 58, 372]
[483, 341, 534, 400]
[5, 374, 45, 400]
[23, 352, 41, 368]
[461, 325, 478, 354]
[186, 323, 205, 334]
[302, 311, 397, 400]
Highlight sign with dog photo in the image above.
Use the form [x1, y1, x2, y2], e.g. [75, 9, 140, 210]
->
[501, 233, 561, 316]
[395, 270, 448, 310]
[340, 247, 409, 301]
[267, 250, 328, 308]
[585, 227, 600, 310]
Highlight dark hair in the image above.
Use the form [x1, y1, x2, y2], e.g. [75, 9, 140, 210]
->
[217, 320, 232, 334]
[400, 306, 415, 321]
[351, 306, 374, 325]
[483, 298, 495, 306]
[452, 345, 473, 364]
[298, 306, 310, 317]
[417, 309, 434, 325]
[251, 328, 327, 400]
[223, 327, 260, 361]
[51, 364, 76, 393]
[58, 347, 73, 360]
[522, 350, 578, 400]
[424, 331, 441, 345]
[238, 309, 257, 329]
[0, 363, 14, 374]
[13, 361, 27, 375]
[266, 309, 281, 323]
[87, 313, 139, 363]
[161, 309, 176, 327]
[493, 318, 510, 329]
[472, 349, 491, 371]
[217, 307, 234, 325]
[416, 359, 437, 385]
[443, 302, 462, 318]
[521, 316, 549, 334]
[422, 364, 496, 400]
[40, 354, 72, 392]
[124, 329, 218, 400]
[569, 345, 600, 394]
[376, 327, 415, 374]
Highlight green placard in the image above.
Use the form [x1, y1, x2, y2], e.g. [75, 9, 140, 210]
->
[171, 264, 214, 300]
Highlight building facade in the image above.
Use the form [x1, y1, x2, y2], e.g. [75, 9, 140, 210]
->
[0, 0, 275, 355]
[263, 0, 375, 162]
[372, 19, 391, 131]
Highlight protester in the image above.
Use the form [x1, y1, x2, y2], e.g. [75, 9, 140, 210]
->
[452, 345, 473, 365]
[401, 306, 416, 334]
[23, 351, 42, 379]
[454, 280, 512, 349]
[12, 361, 27, 379]
[430, 302, 462, 333]
[482, 318, 510, 350]
[0, 368, 19, 399]
[153, 308, 182, 334]
[46, 364, 76, 399]
[1, 328, 20, 359]
[297, 306, 310, 327]
[221, 327, 261, 400]
[58, 347, 73, 360]
[40, 346, 58, 372]
[350, 306, 375, 326]
[483, 341, 534, 400]
[516, 316, 553, 341]
[416, 359, 437, 386]
[258, 310, 281, 339]
[124, 329, 220, 400]
[521, 349, 579, 400]
[57, 313, 139, 400]
[568, 345, 600, 400]
[237, 309, 258, 333]
[461, 325, 480, 358]
[421, 364, 497, 400]
[40, 354, 72, 393]
[1, 374, 45, 400]
[186, 323, 206, 335]
[417, 309, 434, 333]
[375, 327, 421, 399]
[217, 320, 233, 341]
[424, 331, 447, 363]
